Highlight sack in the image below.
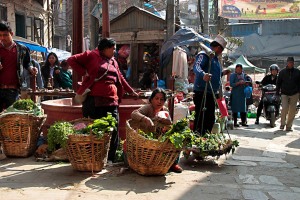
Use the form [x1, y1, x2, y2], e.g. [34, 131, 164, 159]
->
[74, 88, 91, 104]
[217, 97, 229, 117]
[244, 86, 253, 99]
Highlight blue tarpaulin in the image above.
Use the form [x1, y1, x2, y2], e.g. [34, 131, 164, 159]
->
[13, 37, 47, 53]
[160, 27, 207, 72]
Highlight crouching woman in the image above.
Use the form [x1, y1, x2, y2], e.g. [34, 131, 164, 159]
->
[130, 88, 183, 173]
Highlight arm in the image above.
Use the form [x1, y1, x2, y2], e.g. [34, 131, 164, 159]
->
[276, 72, 282, 95]
[131, 104, 152, 121]
[35, 61, 44, 88]
[67, 51, 90, 76]
[193, 53, 208, 80]
[230, 73, 239, 88]
[261, 75, 269, 86]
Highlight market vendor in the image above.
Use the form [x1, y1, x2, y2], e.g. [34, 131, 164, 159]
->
[130, 88, 183, 173]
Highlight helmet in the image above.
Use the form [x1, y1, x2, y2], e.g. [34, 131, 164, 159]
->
[269, 64, 279, 72]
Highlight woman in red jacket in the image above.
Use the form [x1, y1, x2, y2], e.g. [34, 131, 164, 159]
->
[67, 38, 138, 162]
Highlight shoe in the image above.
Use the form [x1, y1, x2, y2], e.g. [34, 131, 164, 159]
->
[234, 124, 240, 127]
[255, 120, 259, 125]
[286, 127, 293, 131]
[169, 164, 183, 173]
[280, 125, 285, 130]
[241, 123, 249, 127]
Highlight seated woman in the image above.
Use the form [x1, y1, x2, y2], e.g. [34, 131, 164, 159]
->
[130, 88, 183, 173]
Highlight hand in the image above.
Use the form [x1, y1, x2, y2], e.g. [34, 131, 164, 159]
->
[55, 69, 60, 74]
[143, 116, 154, 127]
[238, 80, 245, 85]
[30, 67, 38, 75]
[0, 63, 3, 70]
[203, 73, 212, 82]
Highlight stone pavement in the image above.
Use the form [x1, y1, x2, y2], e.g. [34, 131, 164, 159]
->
[0, 116, 299, 200]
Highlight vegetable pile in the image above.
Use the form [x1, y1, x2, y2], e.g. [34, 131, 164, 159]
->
[137, 118, 239, 158]
[13, 99, 37, 111]
[2, 99, 43, 116]
[47, 113, 117, 152]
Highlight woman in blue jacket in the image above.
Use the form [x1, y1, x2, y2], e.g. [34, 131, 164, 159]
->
[230, 64, 250, 127]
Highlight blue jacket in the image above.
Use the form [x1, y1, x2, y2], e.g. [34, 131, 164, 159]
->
[193, 52, 221, 94]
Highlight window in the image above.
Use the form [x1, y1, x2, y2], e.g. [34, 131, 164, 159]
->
[15, 13, 26, 38]
[34, 18, 44, 45]
[26, 17, 33, 41]
[0, 4, 7, 22]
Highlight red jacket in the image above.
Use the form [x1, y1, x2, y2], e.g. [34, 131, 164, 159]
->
[67, 49, 134, 103]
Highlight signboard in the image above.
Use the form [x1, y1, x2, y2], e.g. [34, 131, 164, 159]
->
[219, 0, 300, 20]
[91, 3, 102, 20]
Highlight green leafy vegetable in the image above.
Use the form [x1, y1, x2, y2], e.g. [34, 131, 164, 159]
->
[47, 121, 74, 151]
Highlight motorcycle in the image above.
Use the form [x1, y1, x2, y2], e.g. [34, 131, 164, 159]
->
[256, 81, 280, 127]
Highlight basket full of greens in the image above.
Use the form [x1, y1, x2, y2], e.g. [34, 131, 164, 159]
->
[0, 99, 46, 157]
[63, 113, 116, 172]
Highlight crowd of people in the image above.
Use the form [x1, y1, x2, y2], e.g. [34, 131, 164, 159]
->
[1, 20, 299, 174]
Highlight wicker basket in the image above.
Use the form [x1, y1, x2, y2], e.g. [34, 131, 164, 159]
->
[126, 120, 180, 176]
[65, 118, 111, 172]
[0, 113, 46, 157]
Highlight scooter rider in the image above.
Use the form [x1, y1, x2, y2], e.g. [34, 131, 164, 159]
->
[255, 64, 279, 124]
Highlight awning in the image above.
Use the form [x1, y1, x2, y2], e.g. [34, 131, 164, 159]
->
[13, 36, 47, 53]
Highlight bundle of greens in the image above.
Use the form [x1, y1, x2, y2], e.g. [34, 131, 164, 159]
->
[138, 118, 195, 149]
[76, 113, 117, 139]
[47, 113, 117, 152]
[183, 132, 239, 159]
[137, 117, 239, 158]
[47, 121, 74, 151]
[2, 99, 43, 116]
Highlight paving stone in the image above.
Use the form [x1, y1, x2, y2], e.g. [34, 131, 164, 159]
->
[259, 175, 283, 185]
[269, 191, 300, 200]
[232, 155, 286, 163]
[243, 184, 290, 192]
[223, 160, 257, 166]
[259, 162, 297, 169]
[262, 151, 286, 159]
[242, 190, 269, 200]
[290, 187, 300, 193]
[239, 174, 259, 184]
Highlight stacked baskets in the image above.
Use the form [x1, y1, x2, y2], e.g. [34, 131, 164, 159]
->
[0, 113, 46, 157]
[126, 120, 180, 176]
[65, 119, 111, 172]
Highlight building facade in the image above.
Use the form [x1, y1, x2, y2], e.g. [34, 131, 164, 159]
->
[0, 0, 52, 48]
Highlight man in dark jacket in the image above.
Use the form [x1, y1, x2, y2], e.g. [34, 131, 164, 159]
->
[276, 57, 300, 131]
[0, 22, 37, 111]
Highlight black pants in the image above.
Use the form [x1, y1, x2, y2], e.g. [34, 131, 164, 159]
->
[193, 91, 216, 136]
[233, 112, 247, 125]
[0, 89, 19, 112]
[256, 99, 264, 119]
[82, 96, 119, 162]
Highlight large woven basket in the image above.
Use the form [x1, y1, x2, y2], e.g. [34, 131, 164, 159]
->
[0, 113, 46, 157]
[126, 120, 180, 176]
[65, 118, 111, 172]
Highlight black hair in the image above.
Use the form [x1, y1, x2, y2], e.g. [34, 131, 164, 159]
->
[60, 59, 68, 68]
[210, 41, 224, 51]
[0, 22, 12, 32]
[44, 52, 59, 68]
[98, 38, 116, 52]
[235, 64, 243, 69]
[149, 88, 167, 103]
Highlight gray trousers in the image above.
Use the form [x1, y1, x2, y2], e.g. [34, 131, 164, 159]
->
[281, 93, 299, 128]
